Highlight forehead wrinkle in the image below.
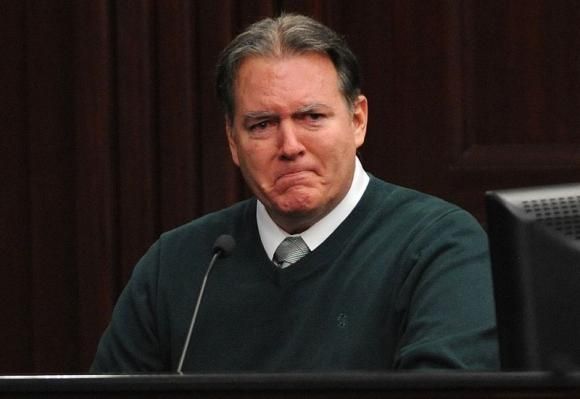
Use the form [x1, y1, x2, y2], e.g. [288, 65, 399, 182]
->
[234, 54, 344, 122]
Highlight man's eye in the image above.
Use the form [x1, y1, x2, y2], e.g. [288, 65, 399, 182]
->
[302, 113, 325, 122]
[249, 121, 271, 131]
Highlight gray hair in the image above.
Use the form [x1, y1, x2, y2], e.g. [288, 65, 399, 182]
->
[216, 14, 361, 123]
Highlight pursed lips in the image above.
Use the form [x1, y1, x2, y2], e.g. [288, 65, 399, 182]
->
[275, 167, 313, 180]
[274, 168, 315, 189]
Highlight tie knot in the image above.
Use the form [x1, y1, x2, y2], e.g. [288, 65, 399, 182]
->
[273, 236, 310, 268]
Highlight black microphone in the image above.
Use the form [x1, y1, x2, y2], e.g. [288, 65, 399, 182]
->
[176, 234, 236, 374]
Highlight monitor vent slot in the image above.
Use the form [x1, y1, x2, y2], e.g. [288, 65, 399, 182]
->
[522, 196, 580, 241]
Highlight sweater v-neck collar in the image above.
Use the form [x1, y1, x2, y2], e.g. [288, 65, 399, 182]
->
[243, 176, 386, 287]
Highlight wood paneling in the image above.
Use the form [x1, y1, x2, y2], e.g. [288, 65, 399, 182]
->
[450, 0, 580, 220]
[1, 0, 578, 373]
[73, 0, 117, 370]
[0, 0, 33, 373]
[156, 0, 199, 231]
[26, 0, 79, 373]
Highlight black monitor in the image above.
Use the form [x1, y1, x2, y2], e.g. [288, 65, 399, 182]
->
[486, 183, 580, 371]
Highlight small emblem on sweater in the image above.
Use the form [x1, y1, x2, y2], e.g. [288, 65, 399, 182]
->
[337, 313, 348, 329]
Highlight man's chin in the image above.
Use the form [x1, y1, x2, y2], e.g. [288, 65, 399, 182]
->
[272, 192, 319, 215]
[272, 203, 314, 217]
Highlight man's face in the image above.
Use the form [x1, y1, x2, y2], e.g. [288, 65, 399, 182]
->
[227, 53, 367, 233]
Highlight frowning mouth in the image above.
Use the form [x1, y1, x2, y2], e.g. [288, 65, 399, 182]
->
[275, 170, 313, 190]
[277, 170, 309, 179]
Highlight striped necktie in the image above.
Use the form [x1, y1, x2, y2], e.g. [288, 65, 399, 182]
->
[273, 236, 310, 268]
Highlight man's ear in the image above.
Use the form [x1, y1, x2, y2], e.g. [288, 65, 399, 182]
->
[225, 118, 240, 166]
[352, 95, 368, 149]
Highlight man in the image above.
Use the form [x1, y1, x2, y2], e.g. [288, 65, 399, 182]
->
[91, 14, 498, 372]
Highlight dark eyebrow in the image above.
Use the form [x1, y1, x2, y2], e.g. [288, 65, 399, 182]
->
[242, 111, 278, 121]
[293, 103, 331, 115]
[241, 103, 332, 123]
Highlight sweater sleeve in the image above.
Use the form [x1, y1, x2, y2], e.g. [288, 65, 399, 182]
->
[394, 209, 500, 370]
[90, 241, 166, 372]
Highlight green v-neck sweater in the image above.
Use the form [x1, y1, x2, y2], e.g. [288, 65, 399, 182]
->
[91, 176, 499, 372]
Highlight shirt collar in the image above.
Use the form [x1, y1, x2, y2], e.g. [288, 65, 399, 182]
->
[257, 157, 370, 261]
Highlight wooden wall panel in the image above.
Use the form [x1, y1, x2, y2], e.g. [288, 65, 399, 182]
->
[72, 0, 117, 370]
[25, 0, 80, 373]
[463, 0, 580, 147]
[196, 1, 244, 215]
[1, 0, 579, 374]
[157, 0, 199, 231]
[115, 0, 160, 282]
[0, 0, 33, 374]
[450, 0, 580, 221]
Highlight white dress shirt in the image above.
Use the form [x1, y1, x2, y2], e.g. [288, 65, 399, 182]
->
[257, 157, 370, 263]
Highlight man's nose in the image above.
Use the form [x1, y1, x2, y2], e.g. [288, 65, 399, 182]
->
[278, 121, 305, 159]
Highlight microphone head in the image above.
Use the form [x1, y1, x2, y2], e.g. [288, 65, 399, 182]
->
[212, 234, 236, 257]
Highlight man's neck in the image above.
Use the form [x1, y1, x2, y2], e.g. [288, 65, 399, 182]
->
[256, 157, 370, 260]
